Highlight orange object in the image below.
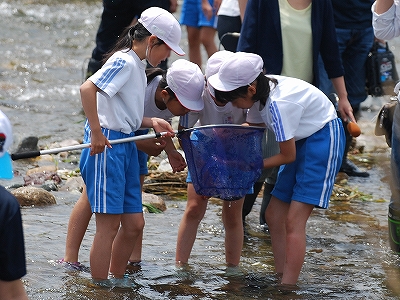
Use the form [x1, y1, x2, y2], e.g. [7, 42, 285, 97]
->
[347, 121, 361, 137]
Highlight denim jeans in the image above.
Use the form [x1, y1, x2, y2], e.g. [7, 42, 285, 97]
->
[318, 27, 375, 107]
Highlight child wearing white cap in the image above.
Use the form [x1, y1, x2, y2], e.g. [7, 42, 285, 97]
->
[208, 52, 346, 285]
[78, 7, 182, 281]
[62, 59, 204, 276]
[176, 50, 251, 267]
[0, 110, 28, 299]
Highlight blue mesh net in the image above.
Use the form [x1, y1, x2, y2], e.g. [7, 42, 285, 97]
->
[178, 125, 265, 200]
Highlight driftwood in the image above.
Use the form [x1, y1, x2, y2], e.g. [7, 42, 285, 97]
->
[143, 170, 188, 199]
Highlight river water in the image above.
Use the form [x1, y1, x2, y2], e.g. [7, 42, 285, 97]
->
[1, 0, 400, 299]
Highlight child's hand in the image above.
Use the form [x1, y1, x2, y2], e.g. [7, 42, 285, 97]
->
[167, 150, 187, 173]
[151, 118, 175, 136]
[136, 138, 167, 156]
[90, 129, 111, 155]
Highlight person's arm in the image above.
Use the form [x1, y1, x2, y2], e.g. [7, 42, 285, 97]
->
[330, 77, 356, 123]
[163, 137, 187, 172]
[262, 138, 296, 169]
[80, 80, 112, 155]
[372, 0, 400, 39]
[374, 0, 394, 14]
[202, 0, 215, 20]
[141, 117, 175, 135]
[169, 0, 178, 13]
[136, 138, 166, 156]
[238, 0, 248, 21]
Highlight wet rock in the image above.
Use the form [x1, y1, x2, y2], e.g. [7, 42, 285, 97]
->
[58, 176, 84, 193]
[11, 186, 56, 206]
[142, 192, 167, 212]
[26, 165, 57, 175]
[24, 170, 61, 186]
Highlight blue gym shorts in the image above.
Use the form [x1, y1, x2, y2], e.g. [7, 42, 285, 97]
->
[272, 118, 345, 209]
[80, 122, 142, 214]
[180, 0, 218, 29]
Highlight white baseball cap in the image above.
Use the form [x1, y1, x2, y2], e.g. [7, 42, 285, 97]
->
[0, 110, 13, 179]
[207, 52, 264, 92]
[138, 7, 185, 56]
[166, 59, 205, 111]
[205, 50, 234, 97]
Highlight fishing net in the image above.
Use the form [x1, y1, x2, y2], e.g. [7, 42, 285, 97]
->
[178, 124, 265, 200]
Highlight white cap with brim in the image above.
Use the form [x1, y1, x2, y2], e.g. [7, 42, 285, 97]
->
[205, 50, 234, 79]
[0, 110, 13, 179]
[207, 52, 264, 92]
[166, 59, 205, 111]
[138, 7, 185, 56]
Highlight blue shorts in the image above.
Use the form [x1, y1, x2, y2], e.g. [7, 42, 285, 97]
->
[135, 129, 149, 175]
[80, 122, 142, 214]
[180, 0, 217, 29]
[272, 118, 345, 209]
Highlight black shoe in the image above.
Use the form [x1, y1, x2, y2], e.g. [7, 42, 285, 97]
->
[340, 159, 369, 177]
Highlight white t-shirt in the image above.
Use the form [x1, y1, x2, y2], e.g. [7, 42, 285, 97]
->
[89, 49, 146, 134]
[143, 75, 174, 123]
[179, 89, 248, 128]
[247, 75, 337, 141]
[217, 0, 240, 17]
[372, 1, 400, 40]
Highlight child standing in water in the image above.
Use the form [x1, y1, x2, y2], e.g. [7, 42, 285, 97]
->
[208, 52, 349, 285]
[79, 7, 183, 281]
[176, 50, 250, 267]
[63, 60, 204, 273]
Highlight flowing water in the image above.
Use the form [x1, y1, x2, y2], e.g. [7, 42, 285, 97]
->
[1, 0, 400, 298]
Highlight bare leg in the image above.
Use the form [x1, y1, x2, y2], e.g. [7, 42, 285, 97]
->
[281, 201, 313, 285]
[128, 174, 145, 264]
[186, 26, 202, 68]
[110, 213, 144, 277]
[175, 183, 208, 264]
[266, 196, 314, 285]
[63, 185, 92, 263]
[265, 196, 289, 274]
[90, 213, 120, 280]
[200, 26, 217, 58]
[222, 197, 244, 266]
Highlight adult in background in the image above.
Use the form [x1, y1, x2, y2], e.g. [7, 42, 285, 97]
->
[237, 0, 355, 227]
[0, 110, 29, 300]
[86, 0, 177, 78]
[319, 0, 375, 177]
[372, 0, 400, 253]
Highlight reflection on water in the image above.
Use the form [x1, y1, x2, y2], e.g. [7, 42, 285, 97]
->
[2, 0, 400, 299]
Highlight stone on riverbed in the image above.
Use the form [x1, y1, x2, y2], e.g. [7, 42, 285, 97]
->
[11, 186, 56, 206]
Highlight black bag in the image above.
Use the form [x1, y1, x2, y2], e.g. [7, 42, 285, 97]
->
[375, 97, 397, 147]
[366, 42, 399, 97]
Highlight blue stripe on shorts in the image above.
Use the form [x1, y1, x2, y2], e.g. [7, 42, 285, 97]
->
[272, 118, 345, 209]
[80, 123, 142, 214]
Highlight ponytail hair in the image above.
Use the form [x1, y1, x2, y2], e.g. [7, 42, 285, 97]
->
[102, 22, 165, 64]
[214, 73, 277, 106]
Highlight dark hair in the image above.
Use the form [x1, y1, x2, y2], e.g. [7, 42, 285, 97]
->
[214, 73, 278, 106]
[157, 72, 176, 98]
[145, 67, 165, 84]
[102, 22, 165, 64]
